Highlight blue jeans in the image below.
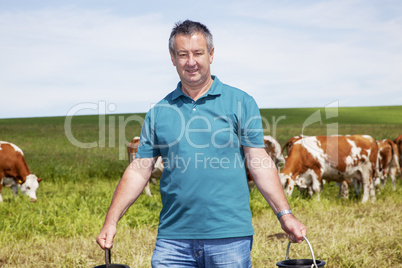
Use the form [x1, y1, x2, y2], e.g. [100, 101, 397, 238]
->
[151, 236, 253, 268]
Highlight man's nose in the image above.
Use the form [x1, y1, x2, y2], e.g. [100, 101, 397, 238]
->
[187, 54, 196, 66]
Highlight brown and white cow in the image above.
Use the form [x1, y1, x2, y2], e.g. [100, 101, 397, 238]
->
[375, 139, 400, 191]
[282, 135, 305, 157]
[264, 135, 286, 170]
[282, 134, 355, 196]
[127, 137, 164, 197]
[279, 135, 378, 203]
[247, 135, 285, 189]
[394, 135, 402, 173]
[0, 141, 42, 202]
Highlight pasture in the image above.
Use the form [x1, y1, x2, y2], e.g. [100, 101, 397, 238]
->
[0, 106, 401, 267]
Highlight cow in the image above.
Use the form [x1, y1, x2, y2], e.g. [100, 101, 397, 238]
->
[127, 137, 141, 163]
[264, 135, 286, 170]
[282, 134, 355, 196]
[394, 135, 402, 173]
[279, 135, 378, 203]
[375, 139, 400, 191]
[282, 135, 305, 157]
[0, 141, 42, 202]
[247, 135, 285, 190]
[127, 137, 164, 197]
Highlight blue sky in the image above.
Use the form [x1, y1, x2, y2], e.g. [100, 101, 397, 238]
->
[1, 0, 401, 119]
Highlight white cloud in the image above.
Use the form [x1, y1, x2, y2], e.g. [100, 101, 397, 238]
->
[1, 1, 401, 118]
[211, 0, 402, 107]
[0, 7, 176, 117]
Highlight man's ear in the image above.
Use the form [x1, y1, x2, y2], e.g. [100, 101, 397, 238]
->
[209, 47, 215, 64]
[170, 51, 176, 66]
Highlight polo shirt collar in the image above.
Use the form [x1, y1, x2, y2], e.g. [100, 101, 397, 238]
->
[171, 75, 222, 101]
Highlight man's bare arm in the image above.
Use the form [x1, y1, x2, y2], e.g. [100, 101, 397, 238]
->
[243, 146, 307, 243]
[96, 156, 157, 249]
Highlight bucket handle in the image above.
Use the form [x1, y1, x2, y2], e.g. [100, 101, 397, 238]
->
[105, 248, 111, 268]
[285, 236, 318, 268]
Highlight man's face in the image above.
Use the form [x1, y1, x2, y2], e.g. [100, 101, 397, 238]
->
[170, 33, 214, 89]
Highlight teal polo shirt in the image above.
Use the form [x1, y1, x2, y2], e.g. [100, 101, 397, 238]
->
[136, 76, 264, 239]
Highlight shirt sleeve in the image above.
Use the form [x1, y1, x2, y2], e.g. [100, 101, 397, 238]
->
[240, 96, 265, 148]
[135, 110, 161, 158]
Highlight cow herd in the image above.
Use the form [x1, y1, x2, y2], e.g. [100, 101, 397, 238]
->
[274, 134, 400, 203]
[127, 134, 401, 203]
[1, 134, 401, 203]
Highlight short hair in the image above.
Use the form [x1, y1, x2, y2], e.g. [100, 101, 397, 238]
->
[169, 20, 214, 54]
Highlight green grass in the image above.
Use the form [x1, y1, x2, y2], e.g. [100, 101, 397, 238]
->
[259, 105, 402, 125]
[0, 106, 401, 267]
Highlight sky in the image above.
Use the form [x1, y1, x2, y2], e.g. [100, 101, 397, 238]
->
[1, 0, 401, 119]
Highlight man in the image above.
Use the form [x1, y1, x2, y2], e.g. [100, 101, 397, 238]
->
[97, 20, 306, 267]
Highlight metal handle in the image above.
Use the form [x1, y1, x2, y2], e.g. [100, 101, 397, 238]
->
[105, 248, 111, 268]
[285, 236, 318, 268]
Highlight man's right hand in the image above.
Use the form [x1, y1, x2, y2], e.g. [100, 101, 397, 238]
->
[96, 224, 117, 249]
[95, 157, 156, 250]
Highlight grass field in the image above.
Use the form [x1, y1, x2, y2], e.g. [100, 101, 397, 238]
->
[0, 106, 401, 267]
